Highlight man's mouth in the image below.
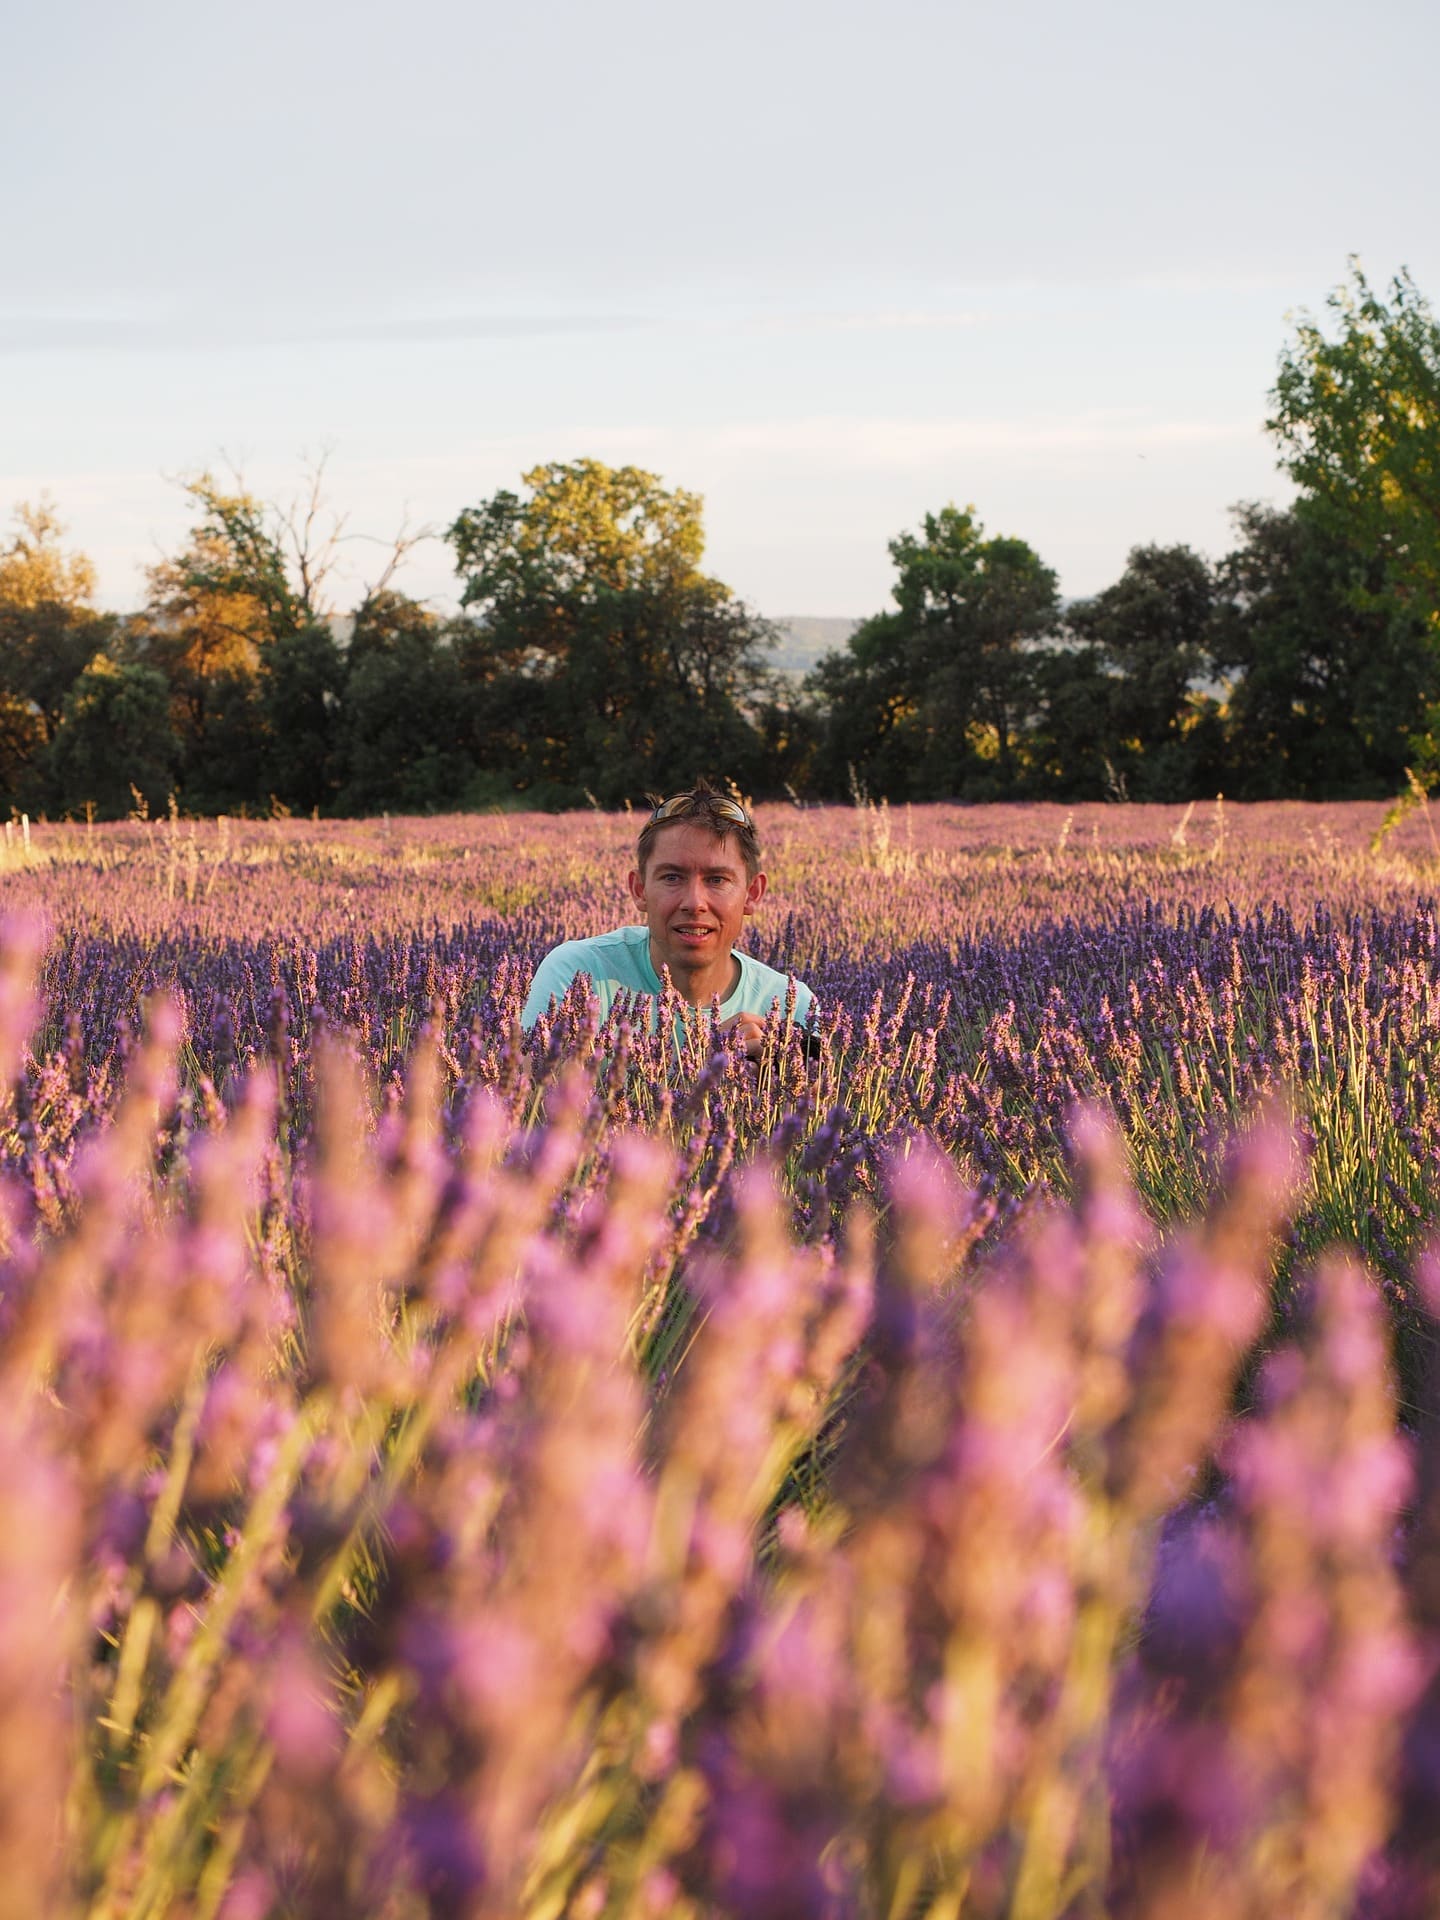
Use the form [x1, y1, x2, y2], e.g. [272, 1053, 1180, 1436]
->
[673, 925, 715, 943]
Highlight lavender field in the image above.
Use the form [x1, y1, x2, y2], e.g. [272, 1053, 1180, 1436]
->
[5, 798, 1440, 1918]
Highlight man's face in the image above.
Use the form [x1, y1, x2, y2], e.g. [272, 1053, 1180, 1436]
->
[628, 821, 767, 999]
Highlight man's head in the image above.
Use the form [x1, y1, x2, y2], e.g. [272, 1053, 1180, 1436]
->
[634, 781, 761, 881]
[628, 784, 767, 1003]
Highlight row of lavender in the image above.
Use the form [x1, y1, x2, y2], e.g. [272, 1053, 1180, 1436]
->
[13, 804, 1440, 1375]
[10, 797, 1439, 940]
[2, 804, 1439, 1915]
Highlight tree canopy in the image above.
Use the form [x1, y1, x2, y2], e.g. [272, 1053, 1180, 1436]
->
[0, 498, 97, 611]
[0, 501, 114, 809]
[811, 505, 1059, 799]
[1269, 263, 1440, 628]
[1210, 501, 1438, 798]
[1066, 544, 1221, 800]
[446, 460, 778, 805]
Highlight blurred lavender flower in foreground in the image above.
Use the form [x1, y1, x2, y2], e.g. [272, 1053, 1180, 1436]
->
[0, 802, 1438, 1917]
[1113, 1253, 1418, 1919]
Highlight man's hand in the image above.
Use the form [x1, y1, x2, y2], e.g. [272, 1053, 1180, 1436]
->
[718, 1011, 768, 1061]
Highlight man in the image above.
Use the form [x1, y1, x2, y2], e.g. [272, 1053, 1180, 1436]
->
[521, 783, 815, 1057]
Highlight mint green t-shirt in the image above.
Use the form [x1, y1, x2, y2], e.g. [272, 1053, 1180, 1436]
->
[521, 923, 815, 1034]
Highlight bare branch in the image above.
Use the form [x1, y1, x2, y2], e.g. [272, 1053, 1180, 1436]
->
[273, 446, 349, 623]
[351, 511, 439, 616]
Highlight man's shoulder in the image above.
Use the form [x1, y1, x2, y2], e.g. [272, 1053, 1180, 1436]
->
[531, 925, 653, 991]
[733, 948, 815, 1019]
[546, 925, 649, 968]
[522, 926, 653, 1029]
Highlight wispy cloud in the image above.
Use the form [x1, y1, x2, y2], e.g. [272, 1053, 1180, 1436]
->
[701, 413, 1259, 463]
[0, 298, 993, 357]
[743, 307, 988, 335]
[0, 306, 649, 355]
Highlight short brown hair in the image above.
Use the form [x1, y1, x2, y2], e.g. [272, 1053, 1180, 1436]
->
[635, 781, 762, 880]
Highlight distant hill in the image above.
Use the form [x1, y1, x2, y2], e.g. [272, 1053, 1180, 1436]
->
[323, 611, 863, 680]
[764, 616, 863, 678]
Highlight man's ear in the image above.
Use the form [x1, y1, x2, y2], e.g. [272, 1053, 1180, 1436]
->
[627, 868, 646, 912]
[743, 871, 768, 916]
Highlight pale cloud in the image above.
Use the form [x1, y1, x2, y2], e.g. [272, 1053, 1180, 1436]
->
[741, 308, 989, 335]
[0, 299, 994, 357]
[701, 414, 1260, 464]
[0, 305, 648, 356]
[338, 430, 679, 481]
[332, 412, 1260, 485]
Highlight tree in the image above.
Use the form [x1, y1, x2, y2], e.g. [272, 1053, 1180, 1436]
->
[48, 657, 178, 818]
[807, 611, 922, 799]
[0, 500, 114, 809]
[138, 484, 275, 811]
[158, 473, 310, 636]
[1212, 501, 1438, 797]
[0, 497, 97, 610]
[748, 672, 824, 799]
[338, 591, 475, 812]
[1268, 263, 1440, 779]
[446, 460, 774, 803]
[134, 466, 398, 813]
[1023, 645, 1119, 800]
[898, 509, 1059, 794]
[259, 621, 345, 814]
[1067, 543, 1219, 799]
[450, 459, 706, 607]
[1269, 263, 1440, 627]
[809, 505, 1060, 799]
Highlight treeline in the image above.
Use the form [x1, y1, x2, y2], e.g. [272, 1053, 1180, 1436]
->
[3, 262, 1438, 817]
[810, 496, 1434, 803]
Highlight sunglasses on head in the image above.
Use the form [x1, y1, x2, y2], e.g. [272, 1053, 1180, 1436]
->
[648, 790, 754, 829]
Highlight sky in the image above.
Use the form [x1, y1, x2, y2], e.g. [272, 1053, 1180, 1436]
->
[4, 0, 1439, 619]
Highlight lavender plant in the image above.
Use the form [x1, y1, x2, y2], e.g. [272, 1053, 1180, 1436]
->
[0, 801, 1437, 1914]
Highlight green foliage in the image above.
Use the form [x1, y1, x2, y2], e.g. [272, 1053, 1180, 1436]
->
[807, 610, 917, 797]
[1212, 501, 1439, 798]
[893, 506, 1060, 794]
[23, 304, 1440, 821]
[449, 457, 707, 603]
[160, 669, 267, 817]
[1269, 262, 1440, 634]
[0, 602, 117, 809]
[129, 575, 267, 814]
[746, 674, 825, 797]
[1023, 644, 1120, 800]
[130, 468, 364, 815]
[160, 473, 309, 642]
[0, 691, 47, 810]
[446, 459, 776, 804]
[338, 591, 474, 812]
[1267, 266, 1440, 784]
[1067, 543, 1219, 799]
[48, 657, 178, 817]
[0, 497, 96, 611]
[260, 620, 345, 814]
[0, 501, 114, 810]
[809, 504, 1060, 798]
